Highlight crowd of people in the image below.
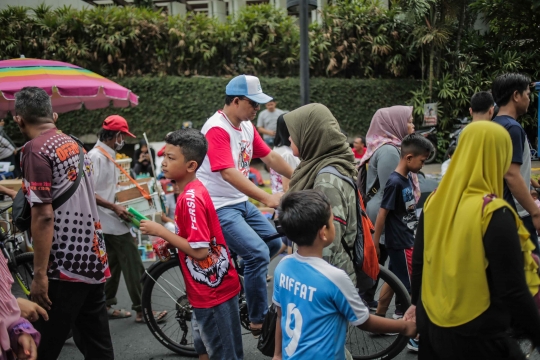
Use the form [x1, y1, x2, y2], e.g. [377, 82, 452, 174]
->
[1, 71, 540, 360]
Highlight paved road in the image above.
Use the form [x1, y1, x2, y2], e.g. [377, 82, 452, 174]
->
[57, 256, 420, 360]
[37, 161, 540, 359]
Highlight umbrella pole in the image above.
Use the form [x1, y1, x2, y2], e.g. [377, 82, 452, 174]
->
[143, 132, 166, 213]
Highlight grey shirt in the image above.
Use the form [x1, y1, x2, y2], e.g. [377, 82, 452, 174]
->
[256, 108, 285, 140]
[365, 144, 401, 245]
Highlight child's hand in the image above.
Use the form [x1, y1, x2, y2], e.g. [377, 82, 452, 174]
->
[17, 298, 49, 322]
[403, 304, 416, 323]
[401, 320, 417, 338]
[16, 333, 37, 360]
[140, 220, 165, 237]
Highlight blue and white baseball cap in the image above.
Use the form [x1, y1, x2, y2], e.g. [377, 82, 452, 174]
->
[225, 75, 273, 104]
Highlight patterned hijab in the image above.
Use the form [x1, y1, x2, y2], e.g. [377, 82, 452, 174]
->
[360, 105, 412, 166]
[359, 105, 420, 201]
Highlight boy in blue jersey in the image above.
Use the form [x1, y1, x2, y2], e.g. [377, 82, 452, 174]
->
[272, 190, 416, 360]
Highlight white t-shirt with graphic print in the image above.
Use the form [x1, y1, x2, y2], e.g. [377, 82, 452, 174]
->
[198, 110, 271, 210]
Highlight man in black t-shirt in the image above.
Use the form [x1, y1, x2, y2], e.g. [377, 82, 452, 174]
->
[492, 73, 539, 254]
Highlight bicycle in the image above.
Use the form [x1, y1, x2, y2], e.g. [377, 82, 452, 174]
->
[141, 239, 411, 359]
[0, 204, 34, 298]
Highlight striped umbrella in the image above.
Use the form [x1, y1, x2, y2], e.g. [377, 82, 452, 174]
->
[0, 58, 139, 118]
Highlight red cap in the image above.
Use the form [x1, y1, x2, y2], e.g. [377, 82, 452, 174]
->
[157, 145, 166, 157]
[102, 115, 136, 138]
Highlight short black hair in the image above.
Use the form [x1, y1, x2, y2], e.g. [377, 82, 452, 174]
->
[165, 128, 208, 170]
[225, 95, 249, 106]
[447, 145, 456, 157]
[97, 128, 118, 142]
[470, 91, 494, 113]
[355, 136, 365, 143]
[492, 73, 531, 107]
[14, 87, 54, 124]
[225, 95, 238, 106]
[274, 114, 291, 147]
[278, 190, 332, 247]
[401, 133, 433, 158]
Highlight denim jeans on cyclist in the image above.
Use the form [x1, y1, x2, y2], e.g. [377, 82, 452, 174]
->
[191, 295, 243, 360]
[216, 201, 282, 324]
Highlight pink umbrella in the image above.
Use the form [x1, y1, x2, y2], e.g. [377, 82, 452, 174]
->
[0, 58, 139, 118]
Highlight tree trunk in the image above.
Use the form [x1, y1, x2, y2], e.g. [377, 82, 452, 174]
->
[429, 44, 434, 101]
[421, 46, 425, 82]
[453, 0, 467, 75]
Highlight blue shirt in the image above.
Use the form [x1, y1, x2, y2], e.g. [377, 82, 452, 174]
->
[380, 171, 418, 249]
[272, 253, 370, 360]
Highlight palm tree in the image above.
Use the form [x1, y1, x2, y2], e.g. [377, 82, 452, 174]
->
[401, 0, 451, 100]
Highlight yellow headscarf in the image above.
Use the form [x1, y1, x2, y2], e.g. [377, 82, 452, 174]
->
[422, 121, 540, 327]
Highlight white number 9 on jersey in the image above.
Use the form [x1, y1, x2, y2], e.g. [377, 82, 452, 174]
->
[285, 303, 303, 356]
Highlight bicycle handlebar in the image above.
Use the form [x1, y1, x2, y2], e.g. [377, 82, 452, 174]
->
[0, 205, 12, 216]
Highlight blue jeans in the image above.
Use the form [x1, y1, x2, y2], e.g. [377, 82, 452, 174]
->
[191, 295, 243, 360]
[216, 201, 282, 324]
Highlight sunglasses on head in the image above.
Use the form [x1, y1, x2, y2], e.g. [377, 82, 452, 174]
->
[239, 97, 260, 109]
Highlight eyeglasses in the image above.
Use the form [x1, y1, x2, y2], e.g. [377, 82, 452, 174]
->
[240, 97, 260, 109]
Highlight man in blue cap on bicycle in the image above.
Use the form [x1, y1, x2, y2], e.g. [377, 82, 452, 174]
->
[197, 75, 293, 335]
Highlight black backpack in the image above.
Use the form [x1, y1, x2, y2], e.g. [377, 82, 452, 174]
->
[356, 144, 400, 203]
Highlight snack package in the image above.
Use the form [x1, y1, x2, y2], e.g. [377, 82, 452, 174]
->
[152, 237, 173, 262]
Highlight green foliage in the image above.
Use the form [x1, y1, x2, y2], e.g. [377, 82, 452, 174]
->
[0, 3, 419, 79]
[3, 76, 419, 143]
[312, 0, 417, 77]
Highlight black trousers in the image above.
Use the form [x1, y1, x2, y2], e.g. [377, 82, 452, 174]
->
[133, 162, 153, 176]
[34, 281, 114, 360]
[419, 326, 525, 360]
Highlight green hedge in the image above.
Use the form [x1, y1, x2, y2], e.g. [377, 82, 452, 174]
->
[5, 76, 419, 143]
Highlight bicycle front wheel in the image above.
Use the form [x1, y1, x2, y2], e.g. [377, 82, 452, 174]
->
[141, 257, 197, 357]
[12, 252, 34, 298]
[346, 265, 411, 359]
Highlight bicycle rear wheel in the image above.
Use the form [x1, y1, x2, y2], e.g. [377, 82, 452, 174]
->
[346, 265, 411, 359]
[12, 252, 34, 298]
[141, 257, 197, 356]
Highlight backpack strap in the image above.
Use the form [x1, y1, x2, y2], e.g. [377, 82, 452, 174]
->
[317, 166, 359, 261]
[364, 144, 401, 201]
[96, 146, 152, 201]
[52, 138, 85, 210]
[318, 166, 355, 188]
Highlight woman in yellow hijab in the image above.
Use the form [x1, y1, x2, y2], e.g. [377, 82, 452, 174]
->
[404, 121, 540, 359]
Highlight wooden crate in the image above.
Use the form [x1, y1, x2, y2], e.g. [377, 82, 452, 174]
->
[116, 158, 132, 183]
[116, 183, 151, 203]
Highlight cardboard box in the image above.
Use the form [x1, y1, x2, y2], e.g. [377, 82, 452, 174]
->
[0, 179, 22, 193]
[118, 178, 152, 188]
[116, 183, 151, 203]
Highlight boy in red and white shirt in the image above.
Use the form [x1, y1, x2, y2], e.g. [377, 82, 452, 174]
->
[197, 75, 294, 335]
[140, 129, 242, 360]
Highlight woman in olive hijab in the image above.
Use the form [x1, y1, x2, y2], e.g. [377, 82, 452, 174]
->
[283, 103, 358, 281]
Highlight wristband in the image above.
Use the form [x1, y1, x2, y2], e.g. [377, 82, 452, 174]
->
[9, 318, 41, 353]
